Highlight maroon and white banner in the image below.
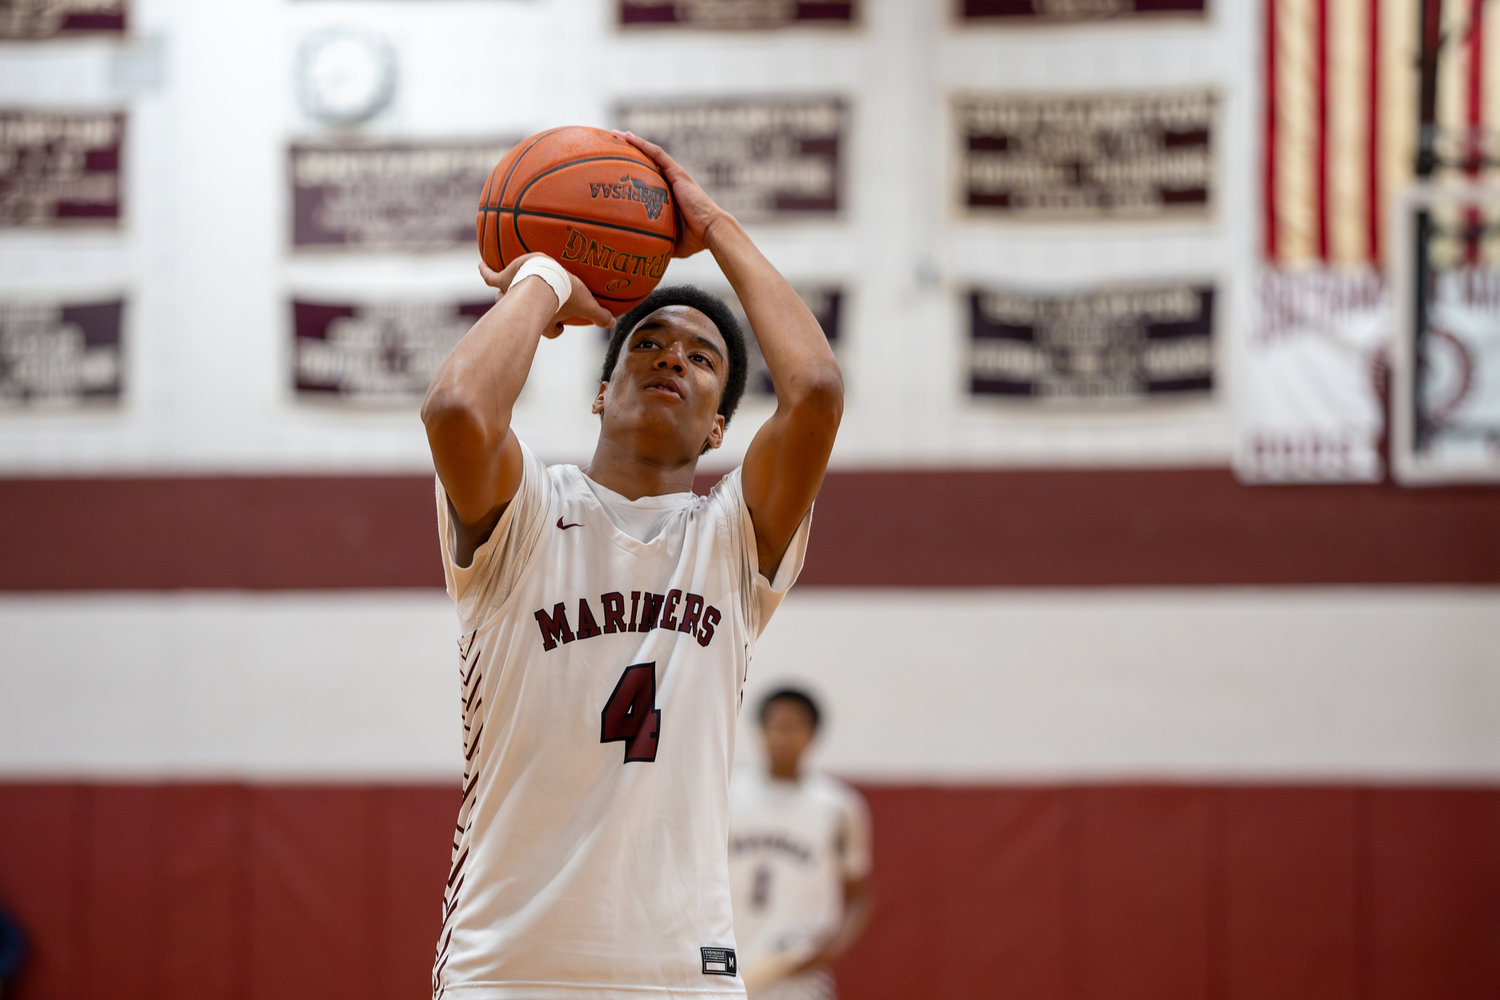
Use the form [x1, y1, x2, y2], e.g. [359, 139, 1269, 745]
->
[1390, 186, 1500, 483]
[293, 298, 489, 404]
[289, 139, 514, 250]
[968, 284, 1213, 402]
[957, 89, 1214, 218]
[0, 297, 123, 408]
[1236, 0, 1499, 482]
[0, 111, 123, 227]
[0, 0, 126, 39]
[618, 0, 854, 28]
[615, 97, 843, 221]
[959, 0, 1205, 20]
[1238, 270, 1388, 482]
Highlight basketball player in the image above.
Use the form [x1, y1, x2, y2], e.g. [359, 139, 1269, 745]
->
[729, 688, 871, 1000]
[419, 130, 842, 1000]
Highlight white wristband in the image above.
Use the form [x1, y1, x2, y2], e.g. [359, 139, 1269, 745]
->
[512, 256, 572, 312]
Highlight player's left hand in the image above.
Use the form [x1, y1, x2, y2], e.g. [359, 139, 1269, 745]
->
[616, 130, 731, 260]
[479, 255, 614, 335]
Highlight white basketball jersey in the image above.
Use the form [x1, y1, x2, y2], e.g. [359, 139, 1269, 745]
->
[727, 770, 871, 999]
[432, 441, 811, 1000]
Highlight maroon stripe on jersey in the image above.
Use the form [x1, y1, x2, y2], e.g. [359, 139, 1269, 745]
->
[0, 470, 1496, 589]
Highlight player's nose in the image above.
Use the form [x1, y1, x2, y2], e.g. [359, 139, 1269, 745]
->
[654, 342, 687, 372]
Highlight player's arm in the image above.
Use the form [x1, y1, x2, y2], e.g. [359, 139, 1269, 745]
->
[421, 255, 613, 564]
[778, 874, 870, 981]
[621, 133, 844, 580]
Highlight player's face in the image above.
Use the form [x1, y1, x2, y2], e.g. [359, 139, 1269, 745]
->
[593, 306, 729, 462]
[761, 700, 816, 779]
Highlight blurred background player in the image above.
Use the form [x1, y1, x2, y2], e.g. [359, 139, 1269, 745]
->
[730, 687, 871, 1000]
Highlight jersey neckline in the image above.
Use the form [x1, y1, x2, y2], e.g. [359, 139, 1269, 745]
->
[558, 464, 704, 559]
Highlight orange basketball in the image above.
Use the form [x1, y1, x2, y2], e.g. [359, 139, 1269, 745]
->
[476, 127, 678, 316]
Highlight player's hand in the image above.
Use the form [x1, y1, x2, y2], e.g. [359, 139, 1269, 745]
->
[615, 130, 731, 259]
[480, 254, 614, 335]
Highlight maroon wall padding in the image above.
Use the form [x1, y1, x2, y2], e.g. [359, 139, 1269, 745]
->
[2, 783, 1499, 1000]
[0, 470, 1496, 590]
[0, 784, 458, 1000]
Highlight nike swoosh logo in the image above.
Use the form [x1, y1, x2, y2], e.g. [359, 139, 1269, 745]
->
[556, 516, 583, 531]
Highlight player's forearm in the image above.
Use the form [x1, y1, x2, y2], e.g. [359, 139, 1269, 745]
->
[421, 278, 558, 445]
[704, 215, 843, 413]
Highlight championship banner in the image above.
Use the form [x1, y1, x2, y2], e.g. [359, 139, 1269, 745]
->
[293, 298, 488, 404]
[289, 139, 515, 251]
[619, 0, 854, 28]
[1389, 186, 1500, 483]
[0, 297, 124, 409]
[0, 0, 126, 39]
[968, 284, 1213, 402]
[1236, 0, 1477, 482]
[0, 111, 123, 227]
[957, 89, 1214, 219]
[615, 98, 843, 221]
[958, 0, 1205, 19]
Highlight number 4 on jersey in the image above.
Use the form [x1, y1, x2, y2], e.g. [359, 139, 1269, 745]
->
[600, 662, 661, 762]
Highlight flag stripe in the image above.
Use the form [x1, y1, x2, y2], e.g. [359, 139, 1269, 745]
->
[1262, 0, 1485, 265]
[1368, 0, 1382, 261]
[1266, 0, 1280, 259]
[1316, 0, 1331, 260]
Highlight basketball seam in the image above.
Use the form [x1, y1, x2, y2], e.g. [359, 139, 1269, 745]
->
[509, 152, 664, 208]
[496, 128, 562, 208]
[483, 207, 678, 246]
[493, 128, 563, 266]
[479, 169, 499, 266]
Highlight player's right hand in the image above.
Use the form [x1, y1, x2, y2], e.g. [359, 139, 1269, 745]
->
[480, 254, 615, 336]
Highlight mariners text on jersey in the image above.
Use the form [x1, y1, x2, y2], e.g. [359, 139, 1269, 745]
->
[533, 589, 722, 651]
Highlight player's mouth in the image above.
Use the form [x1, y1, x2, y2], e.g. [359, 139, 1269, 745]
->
[642, 376, 684, 401]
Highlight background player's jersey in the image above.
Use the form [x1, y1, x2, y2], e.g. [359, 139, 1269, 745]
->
[432, 441, 811, 1000]
[727, 770, 871, 1000]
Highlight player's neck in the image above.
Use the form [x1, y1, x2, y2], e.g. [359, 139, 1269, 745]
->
[767, 762, 801, 782]
[584, 437, 699, 500]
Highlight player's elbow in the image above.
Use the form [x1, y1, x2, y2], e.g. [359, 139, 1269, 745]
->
[420, 383, 467, 433]
[787, 367, 844, 436]
[422, 386, 500, 454]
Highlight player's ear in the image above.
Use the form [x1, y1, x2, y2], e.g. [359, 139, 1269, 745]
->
[591, 382, 608, 415]
[703, 413, 725, 451]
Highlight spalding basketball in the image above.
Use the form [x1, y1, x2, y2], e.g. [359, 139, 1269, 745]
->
[476, 127, 678, 316]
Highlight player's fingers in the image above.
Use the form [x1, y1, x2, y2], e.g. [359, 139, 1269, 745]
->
[483, 253, 542, 293]
[618, 131, 684, 176]
[588, 301, 616, 328]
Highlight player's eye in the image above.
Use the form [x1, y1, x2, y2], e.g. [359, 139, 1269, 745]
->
[634, 338, 658, 350]
[691, 353, 712, 367]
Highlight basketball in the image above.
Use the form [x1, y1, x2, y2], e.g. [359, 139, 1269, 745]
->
[476, 127, 678, 316]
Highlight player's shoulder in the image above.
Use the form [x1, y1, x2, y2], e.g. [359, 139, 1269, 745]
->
[703, 464, 746, 510]
[804, 771, 866, 812]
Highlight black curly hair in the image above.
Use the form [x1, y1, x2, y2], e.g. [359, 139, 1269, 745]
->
[758, 687, 821, 731]
[599, 285, 749, 430]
